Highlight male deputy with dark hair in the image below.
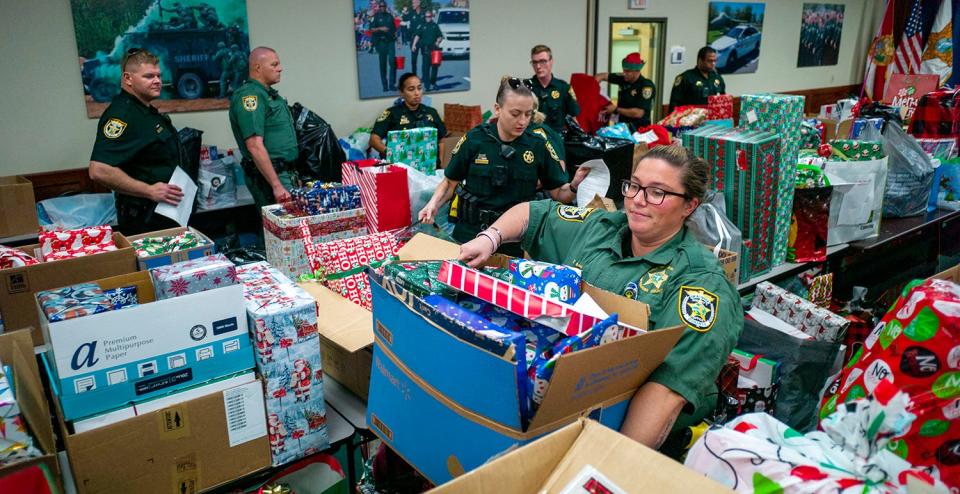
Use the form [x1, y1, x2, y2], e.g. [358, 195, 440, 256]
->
[668, 46, 726, 112]
[370, 0, 398, 92]
[527, 45, 580, 133]
[595, 52, 656, 130]
[229, 46, 298, 210]
[88, 48, 188, 235]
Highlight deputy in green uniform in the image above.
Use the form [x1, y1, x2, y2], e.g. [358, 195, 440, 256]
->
[668, 46, 726, 112]
[89, 48, 188, 235]
[213, 41, 232, 97]
[529, 111, 566, 165]
[458, 145, 742, 457]
[370, 0, 397, 92]
[370, 73, 447, 168]
[405, 0, 426, 78]
[229, 46, 298, 210]
[418, 78, 590, 256]
[527, 44, 580, 133]
[596, 52, 657, 130]
[411, 10, 443, 91]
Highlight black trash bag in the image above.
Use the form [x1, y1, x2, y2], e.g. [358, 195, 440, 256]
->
[290, 102, 346, 182]
[178, 127, 204, 182]
[857, 102, 903, 130]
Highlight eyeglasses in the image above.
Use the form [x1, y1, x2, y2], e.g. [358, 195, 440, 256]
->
[506, 77, 535, 91]
[621, 180, 688, 205]
[530, 59, 551, 66]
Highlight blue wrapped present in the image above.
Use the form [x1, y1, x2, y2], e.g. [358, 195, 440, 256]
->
[103, 285, 138, 310]
[290, 182, 362, 216]
[508, 259, 582, 304]
[37, 283, 113, 322]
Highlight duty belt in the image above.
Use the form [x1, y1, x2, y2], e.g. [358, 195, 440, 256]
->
[241, 157, 292, 173]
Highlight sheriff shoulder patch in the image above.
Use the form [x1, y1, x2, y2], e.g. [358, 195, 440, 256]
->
[642, 87, 653, 100]
[556, 205, 596, 222]
[545, 141, 560, 161]
[673, 75, 682, 87]
[102, 118, 127, 139]
[678, 286, 718, 332]
[568, 86, 577, 101]
[531, 128, 548, 140]
[242, 95, 258, 111]
[451, 134, 466, 155]
[377, 109, 390, 122]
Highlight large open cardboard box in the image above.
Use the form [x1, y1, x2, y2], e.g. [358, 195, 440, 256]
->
[0, 175, 39, 237]
[0, 329, 61, 491]
[431, 418, 733, 493]
[0, 232, 137, 345]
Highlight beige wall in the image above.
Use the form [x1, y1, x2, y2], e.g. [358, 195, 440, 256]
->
[0, 0, 880, 176]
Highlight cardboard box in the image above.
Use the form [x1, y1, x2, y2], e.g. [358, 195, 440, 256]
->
[0, 232, 137, 345]
[431, 418, 733, 493]
[262, 205, 368, 281]
[0, 329, 61, 491]
[40, 270, 253, 421]
[57, 376, 271, 494]
[0, 176, 38, 237]
[932, 263, 960, 283]
[716, 248, 738, 285]
[319, 334, 372, 400]
[125, 226, 216, 270]
[364, 236, 683, 484]
[440, 131, 464, 169]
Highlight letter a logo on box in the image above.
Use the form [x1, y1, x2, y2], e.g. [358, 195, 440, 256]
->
[71, 341, 100, 370]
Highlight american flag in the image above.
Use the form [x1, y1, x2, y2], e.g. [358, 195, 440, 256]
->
[891, 0, 924, 76]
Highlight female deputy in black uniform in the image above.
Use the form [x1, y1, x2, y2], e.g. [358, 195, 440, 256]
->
[370, 72, 447, 169]
[418, 77, 590, 256]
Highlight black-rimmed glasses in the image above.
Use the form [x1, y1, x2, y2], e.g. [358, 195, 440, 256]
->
[621, 179, 688, 205]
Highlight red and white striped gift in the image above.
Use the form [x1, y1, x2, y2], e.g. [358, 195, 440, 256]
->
[341, 160, 411, 233]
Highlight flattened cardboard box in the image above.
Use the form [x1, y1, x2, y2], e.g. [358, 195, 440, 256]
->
[0, 329, 61, 491]
[57, 377, 271, 494]
[125, 226, 216, 270]
[0, 175, 39, 237]
[430, 419, 733, 493]
[0, 232, 137, 345]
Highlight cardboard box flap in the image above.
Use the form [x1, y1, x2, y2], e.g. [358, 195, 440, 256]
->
[581, 284, 650, 330]
[0, 329, 56, 456]
[528, 326, 683, 430]
[300, 282, 373, 352]
[540, 420, 734, 493]
[398, 233, 461, 261]
[932, 264, 960, 283]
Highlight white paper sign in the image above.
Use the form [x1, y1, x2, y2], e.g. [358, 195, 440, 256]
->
[837, 176, 876, 225]
[575, 159, 611, 207]
[746, 109, 758, 124]
[154, 166, 198, 227]
[222, 380, 267, 447]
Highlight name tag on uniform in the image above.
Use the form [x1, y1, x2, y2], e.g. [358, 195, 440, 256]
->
[474, 153, 489, 165]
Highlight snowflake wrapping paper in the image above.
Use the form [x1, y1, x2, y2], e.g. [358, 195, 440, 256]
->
[149, 253, 239, 300]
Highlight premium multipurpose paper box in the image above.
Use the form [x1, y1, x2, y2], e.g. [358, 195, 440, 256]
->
[431, 419, 733, 493]
[0, 175, 39, 237]
[125, 226, 216, 270]
[0, 232, 136, 345]
[0, 329, 61, 491]
[263, 205, 368, 281]
[365, 239, 684, 484]
[56, 376, 270, 494]
[39, 270, 254, 421]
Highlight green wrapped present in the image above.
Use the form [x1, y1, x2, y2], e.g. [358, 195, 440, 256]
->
[828, 139, 885, 161]
[132, 230, 206, 257]
[385, 127, 439, 174]
[382, 260, 512, 298]
[739, 93, 806, 267]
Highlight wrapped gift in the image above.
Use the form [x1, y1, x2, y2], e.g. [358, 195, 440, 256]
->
[385, 127, 439, 174]
[236, 262, 328, 466]
[659, 106, 710, 129]
[262, 205, 367, 281]
[799, 118, 824, 150]
[149, 253, 238, 300]
[730, 349, 781, 416]
[752, 282, 848, 342]
[38, 225, 117, 261]
[308, 231, 402, 310]
[102, 285, 138, 310]
[0, 362, 43, 467]
[707, 94, 733, 120]
[0, 245, 38, 270]
[341, 161, 411, 233]
[289, 182, 362, 216]
[131, 229, 207, 258]
[508, 259, 582, 304]
[820, 278, 960, 488]
[849, 118, 885, 139]
[739, 93, 806, 266]
[909, 87, 960, 148]
[829, 139, 885, 161]
[36, 282, 113, 322]
[787, 166, 832, 263]
[382, 260, 459, 299]
[596, 123, 634, 142]
[686, 384, 949, 493]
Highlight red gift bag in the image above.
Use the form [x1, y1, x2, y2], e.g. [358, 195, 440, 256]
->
[341, 161, 411, 233]
[430, 50, 442, 65]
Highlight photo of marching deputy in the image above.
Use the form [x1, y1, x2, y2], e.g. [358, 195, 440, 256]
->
[418, 77, 591, 257]
[595, 52, 657, 130]
[88, 48, 190, 235]
[668, 46, 726, 112]
[457, 145, 743, 457]
[370, 72, 447, 169]
[527, 44, 580, 133]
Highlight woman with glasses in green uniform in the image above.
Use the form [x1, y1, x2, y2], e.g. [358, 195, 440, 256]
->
[418, 77, 590, 256]
[457, 145, 743, 458]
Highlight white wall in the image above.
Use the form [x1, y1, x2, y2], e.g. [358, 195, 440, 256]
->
[0, 0, 880, 176]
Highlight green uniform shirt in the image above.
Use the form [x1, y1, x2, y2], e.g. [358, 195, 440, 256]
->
[522, 200, 743, 434]
[445, 123, 568, 241]
[609, 73, 656, 128]
[373, 103, 447, 144]
[370, 11, 396, 46]
[229, 80, 298, 162]
[414, 22, 443, 51]
[406, 10, 425, 41]
[528, 123, 566, 161]
[528, 76, 580, 133]
[90, 90, 182, 193]
[668, 68, 726, 112]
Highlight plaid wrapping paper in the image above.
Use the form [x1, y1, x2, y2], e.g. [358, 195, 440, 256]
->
[739, 94, 805, 266]
[910, 88, 960, 148]
[385, 127, 439, 174]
